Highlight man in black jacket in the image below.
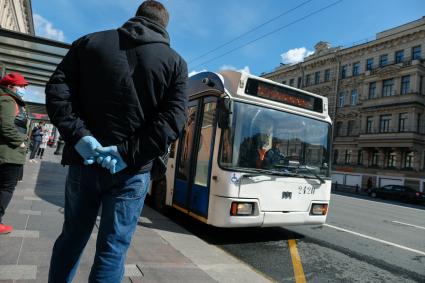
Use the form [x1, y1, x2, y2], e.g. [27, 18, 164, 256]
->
[45, 1, 188, 282]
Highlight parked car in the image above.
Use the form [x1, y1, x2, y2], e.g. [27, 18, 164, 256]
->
[368, 185, 425, 204]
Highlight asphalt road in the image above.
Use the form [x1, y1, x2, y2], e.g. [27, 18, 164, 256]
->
[162, 193, 425, 283]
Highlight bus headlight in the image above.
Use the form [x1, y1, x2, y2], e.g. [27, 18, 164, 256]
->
[310, 203, 328, 215]
[230, 202, 254, 216]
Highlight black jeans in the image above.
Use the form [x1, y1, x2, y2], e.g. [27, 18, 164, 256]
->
[37, 148, 45, 158]
[30, 141, 41, 159]
[0, 163, 22, 223]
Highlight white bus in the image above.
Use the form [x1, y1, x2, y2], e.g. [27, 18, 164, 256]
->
[151, 70, 332, 227]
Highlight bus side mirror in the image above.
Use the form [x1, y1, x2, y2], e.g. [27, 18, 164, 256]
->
[217, 98, 231, 129]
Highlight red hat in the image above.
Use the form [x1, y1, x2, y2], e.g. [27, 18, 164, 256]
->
[0, 72, 29, 86]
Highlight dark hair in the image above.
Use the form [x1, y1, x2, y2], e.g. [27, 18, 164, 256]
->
[136, 1, 169, 28]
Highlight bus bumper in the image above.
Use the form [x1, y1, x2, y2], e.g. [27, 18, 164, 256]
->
[262, 212, 327, 227]
[208, 196, 328, 227]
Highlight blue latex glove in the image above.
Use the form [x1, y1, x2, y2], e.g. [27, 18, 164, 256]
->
[74, 136, 102, 165]
[95, 146, 127, 174]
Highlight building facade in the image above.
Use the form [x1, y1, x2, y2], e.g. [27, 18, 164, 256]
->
[0, 0, 34, 35]
[263, 17, 425, 192]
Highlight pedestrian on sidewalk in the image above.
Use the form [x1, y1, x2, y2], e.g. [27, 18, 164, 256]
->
[366, 177, 373, 193]
[36, 131, 49, 159]
[28, 121, 45, 163]
[0, 72, 29, 234]
[45, 1, 188, 282]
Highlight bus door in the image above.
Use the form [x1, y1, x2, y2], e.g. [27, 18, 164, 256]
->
[173, 98, 217, 219]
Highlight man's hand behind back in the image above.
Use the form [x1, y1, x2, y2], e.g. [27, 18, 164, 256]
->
[95, 146, 127, 174]
[74, 136, 102, 165]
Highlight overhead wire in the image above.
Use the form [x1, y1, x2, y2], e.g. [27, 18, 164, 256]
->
[190, 0, 343, 70]
[188, 0, 314, 64]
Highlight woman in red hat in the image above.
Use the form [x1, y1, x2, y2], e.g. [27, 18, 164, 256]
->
[0, 72, 29, 234]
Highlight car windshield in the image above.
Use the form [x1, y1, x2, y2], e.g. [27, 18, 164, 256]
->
[219, 101, 331, 177]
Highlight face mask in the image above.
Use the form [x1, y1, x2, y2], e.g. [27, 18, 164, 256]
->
[16, 87, 26, 97]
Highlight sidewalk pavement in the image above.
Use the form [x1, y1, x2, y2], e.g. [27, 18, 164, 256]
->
[0, 148, 272, 283]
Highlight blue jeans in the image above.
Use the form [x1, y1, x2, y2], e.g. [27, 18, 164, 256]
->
[48, 165, 150, 283]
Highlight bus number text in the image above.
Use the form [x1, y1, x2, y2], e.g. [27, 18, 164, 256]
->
[298, 186, 315, 195]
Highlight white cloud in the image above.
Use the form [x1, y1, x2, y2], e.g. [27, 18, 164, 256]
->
[34, 14, 65, 42]
[189, 69, 207, 77]
[280, 47, 314, 64]
[220, 65, 251, 74]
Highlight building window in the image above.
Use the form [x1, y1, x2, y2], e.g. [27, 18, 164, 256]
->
[400, 75, 410, 95]
[333, 150, 338, 164]
[341, 65, 347, 79]
[395, 50, 404, 63]
[338, 92, 345, 107]
[366, 58, 373, 71]
[412, 45, 421, 60]
[345, 150, 351, 165]
[324, 69, 330, 82]
[351, 89, 358, 105]
[372, 151, 379, 166]
[347, 120, 355, 136]
[379, 54, 388, 67]
[398, 113, 408, 132]
[387, 151, 396, 168]
[382, 78, 394, 97]
[314, 71, 320, 84]
[289, 78, 294, 86]
[297, 77, 302, 88]
[423, 152, 425, 171]
[357, 150, 363, 165]
[417, 113, 422, 133]
[366, 116, 373, 133]
[335, 121, 343, 136]
[305, 74, 311, 86]
[380, 114, 391, 133]
[404, 152, 414, 168]
[352, 62, 360, 76]
[282, 80, 287, 85]
[368, 82, 377, 99]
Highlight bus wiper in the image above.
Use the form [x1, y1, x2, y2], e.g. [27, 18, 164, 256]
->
[296, 166, 325, 184]
[234, 167, 298, 178]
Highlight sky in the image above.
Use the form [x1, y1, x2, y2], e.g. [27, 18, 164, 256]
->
[31, 0, 425, 77]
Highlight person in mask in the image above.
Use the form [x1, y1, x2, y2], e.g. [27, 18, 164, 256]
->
[45, 1, 188, 282]
[0, 72, 29, 234]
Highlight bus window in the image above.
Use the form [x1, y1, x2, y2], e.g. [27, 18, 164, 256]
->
[194, 102, 216, 186]
[219, 101, 331, 177]
[176, 106, 197, 181]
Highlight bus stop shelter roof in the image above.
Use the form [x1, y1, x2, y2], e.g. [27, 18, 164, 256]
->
[0, 27, 70, 88]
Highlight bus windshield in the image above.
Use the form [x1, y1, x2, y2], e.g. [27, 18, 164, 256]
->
[219, 101, 331, 177]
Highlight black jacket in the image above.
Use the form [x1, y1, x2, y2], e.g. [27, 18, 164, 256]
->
[31, 126, 43, 142]
[46, 17, 188, 172]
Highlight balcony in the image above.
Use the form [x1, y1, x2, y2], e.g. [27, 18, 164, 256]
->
[358, 130, 424, 148]
[365, 57, 423, 76]
[361, 92, 425, 110]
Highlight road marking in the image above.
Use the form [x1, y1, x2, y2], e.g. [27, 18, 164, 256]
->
[18, 209, 42, 216]
[288, 239, 306, 283]
[332, 194, 425, 212]
[9, 230, 39, 238]
[391, 221, 425, 230]
[324, 224, 425, 256]
[0, 265, 37, 280]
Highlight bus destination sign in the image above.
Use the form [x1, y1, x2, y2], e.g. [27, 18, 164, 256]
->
[244, 79, 323, 113]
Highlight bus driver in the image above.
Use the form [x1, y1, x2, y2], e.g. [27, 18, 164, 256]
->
[238, 113, 274, 169]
